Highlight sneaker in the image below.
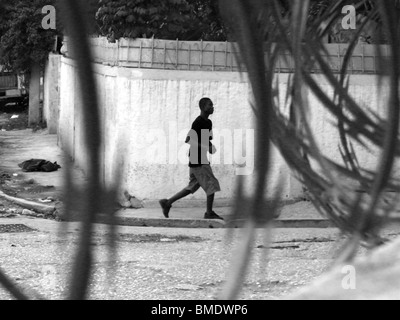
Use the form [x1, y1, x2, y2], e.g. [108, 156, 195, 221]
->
[159, 199, 171, 218]
[204, 211, 224, 220]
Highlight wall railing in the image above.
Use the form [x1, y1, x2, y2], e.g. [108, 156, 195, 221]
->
[62, 37, 391, 74]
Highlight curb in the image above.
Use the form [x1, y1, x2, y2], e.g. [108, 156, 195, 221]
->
[95, 215, 336, 229]
[96, 215, 226, 229]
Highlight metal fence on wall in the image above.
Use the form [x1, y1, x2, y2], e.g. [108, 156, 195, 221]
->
[63, 36, 391, 74]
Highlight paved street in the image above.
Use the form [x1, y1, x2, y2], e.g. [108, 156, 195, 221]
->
[1, 216, 399, 300]
[0, 217, 340, 300]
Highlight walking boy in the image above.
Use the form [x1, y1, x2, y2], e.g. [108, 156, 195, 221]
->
[159, 97, 223, 220]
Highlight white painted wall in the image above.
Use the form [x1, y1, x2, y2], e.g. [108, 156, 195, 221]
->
[57, 56, 392, 206]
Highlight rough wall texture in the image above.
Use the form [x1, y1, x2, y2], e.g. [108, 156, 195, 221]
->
[43, 54, 61, 134]
[56, 56, 391, 206]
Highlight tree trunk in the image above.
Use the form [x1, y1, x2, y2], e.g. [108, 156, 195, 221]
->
[28, 63, 42, 126]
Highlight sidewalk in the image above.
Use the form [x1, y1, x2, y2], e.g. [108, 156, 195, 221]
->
[1, 129, 334, 228]
[106, 201, 334, 229]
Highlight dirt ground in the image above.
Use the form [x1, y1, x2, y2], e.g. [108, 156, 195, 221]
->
[0, 106, 29, 132]
[0, 165, 61, 219]
[0, 107, 60, 218]
[0, 103, 47, 132]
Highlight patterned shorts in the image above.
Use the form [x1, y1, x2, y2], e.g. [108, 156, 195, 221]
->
[185, 164, 221, 196]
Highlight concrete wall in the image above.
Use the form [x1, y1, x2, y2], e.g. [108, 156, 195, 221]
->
[308, 76, 391, 173]
[43, 54, 61, 134]
[56, 56, 392, 206]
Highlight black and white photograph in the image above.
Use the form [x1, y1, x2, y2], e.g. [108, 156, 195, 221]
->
[1, 0, 400, 305]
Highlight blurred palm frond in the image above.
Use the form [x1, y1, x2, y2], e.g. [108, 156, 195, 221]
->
[218, 0, 400, 298]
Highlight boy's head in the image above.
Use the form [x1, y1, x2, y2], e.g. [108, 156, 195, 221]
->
[199, 97, 214, 115]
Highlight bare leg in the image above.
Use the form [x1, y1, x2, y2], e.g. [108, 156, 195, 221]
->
[159, 189, 191, 218]
[168, 189, 192, 206]
[206, 193, 215, 214]
[204, 193, 223, 220]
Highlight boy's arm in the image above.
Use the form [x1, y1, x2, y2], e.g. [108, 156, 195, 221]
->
[209, 141, 217, 154]
[208, 128, 216, 154]
[185, 133, 209, 150]
[186, 129, 211, 151]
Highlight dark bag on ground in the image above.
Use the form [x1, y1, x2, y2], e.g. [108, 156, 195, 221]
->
[18, 159, 61, 172]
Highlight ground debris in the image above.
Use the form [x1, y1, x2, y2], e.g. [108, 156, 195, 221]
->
[0, 224, 36, 233]
[22, 209, 37, 216]
[274, 237, 336, 244]
[174, 284, 203, 291]
[0, 172, 12, 184]
[257, 244, 300, 250]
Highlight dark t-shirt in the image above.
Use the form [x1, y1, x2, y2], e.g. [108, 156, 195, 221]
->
[186, 116, 213, 167]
